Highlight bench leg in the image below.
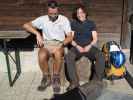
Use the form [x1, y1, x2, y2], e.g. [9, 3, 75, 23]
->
[4, 49, 21, 87]
[4, 51, 13, 86]
[15, 49, 21, 74]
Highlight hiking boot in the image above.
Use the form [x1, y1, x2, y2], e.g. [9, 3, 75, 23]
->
[79, 80, 107, 99]
[90, 80, 107, 89]
[52, 74, 61, 94]
[66, 82, 79, 91]
[37, 74, 51, 91]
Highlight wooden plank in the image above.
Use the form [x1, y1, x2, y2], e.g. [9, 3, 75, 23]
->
[0, 31, 30, 39]
[0, 25, 24, 31]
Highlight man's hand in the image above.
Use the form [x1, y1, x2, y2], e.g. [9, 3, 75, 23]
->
[23, 22, 44, 47]
[36, 34, 44, 47]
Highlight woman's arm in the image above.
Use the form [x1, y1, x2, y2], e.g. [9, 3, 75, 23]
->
[71, 31, 84, 52]
[84, 31, 98, 52]
[71, 31, 79, 47]
[90, 30, 98, 46]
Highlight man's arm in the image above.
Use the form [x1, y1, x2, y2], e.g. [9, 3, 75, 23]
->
[23, 22, 40, 36]
[62, 32, 73, 47]
[23, 22, 44, 47]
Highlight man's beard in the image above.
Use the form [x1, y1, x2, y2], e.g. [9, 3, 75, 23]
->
[48, 15, 59, 22]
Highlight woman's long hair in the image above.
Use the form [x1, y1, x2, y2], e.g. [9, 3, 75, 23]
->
[72, 4, 88, 21]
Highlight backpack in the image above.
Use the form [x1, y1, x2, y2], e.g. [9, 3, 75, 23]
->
[102, 41, 126, 80]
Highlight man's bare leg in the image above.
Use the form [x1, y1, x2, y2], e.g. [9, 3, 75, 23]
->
[52, 47, 64, 93]
[38, 48, 49, 74]
[53, 47, 64, 74]
[37, 48, 51, 91]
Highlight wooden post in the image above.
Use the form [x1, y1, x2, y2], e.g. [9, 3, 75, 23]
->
[120, 0, 128, 48]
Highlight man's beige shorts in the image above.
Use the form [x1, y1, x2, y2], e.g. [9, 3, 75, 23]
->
[43, 40, 63, 53]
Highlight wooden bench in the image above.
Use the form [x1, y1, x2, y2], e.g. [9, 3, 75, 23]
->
[0, 31, 30, 86]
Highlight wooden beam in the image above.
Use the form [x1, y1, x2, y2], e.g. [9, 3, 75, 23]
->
[120, 0, 128, 48]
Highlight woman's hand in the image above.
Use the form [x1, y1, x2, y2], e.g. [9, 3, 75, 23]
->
[84, 45, 92, 52]
[76, 45, 85, 53]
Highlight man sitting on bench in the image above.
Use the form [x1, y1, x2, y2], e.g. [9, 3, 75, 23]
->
[23, 0, 72, 94]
